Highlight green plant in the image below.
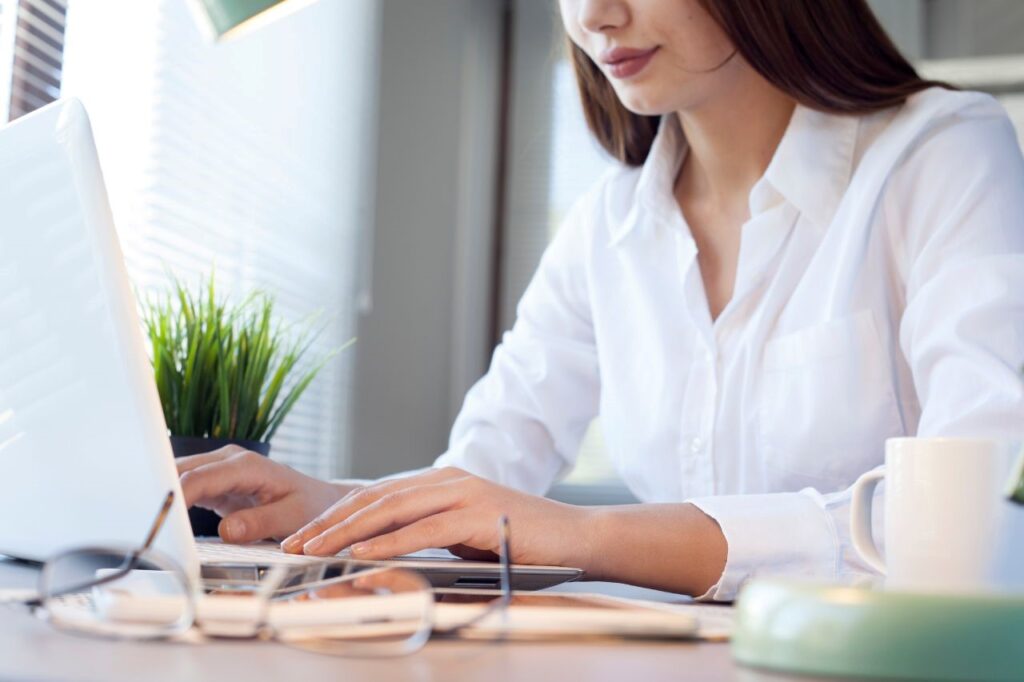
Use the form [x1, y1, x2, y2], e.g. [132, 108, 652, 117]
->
[141, 275, 352, 442]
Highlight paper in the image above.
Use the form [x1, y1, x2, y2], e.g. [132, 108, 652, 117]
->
[432, 591, 709, 641]
[0, 588, 38, 605]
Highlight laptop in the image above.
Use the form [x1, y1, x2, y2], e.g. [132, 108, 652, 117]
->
[0, 98, 581, 591]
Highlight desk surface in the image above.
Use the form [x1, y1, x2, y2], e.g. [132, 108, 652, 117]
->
[0, 559, 840, 682]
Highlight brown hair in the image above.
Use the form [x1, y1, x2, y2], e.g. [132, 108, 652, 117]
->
[570, 0, 952, 167]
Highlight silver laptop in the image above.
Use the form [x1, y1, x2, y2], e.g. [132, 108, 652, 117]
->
[0, 99, 581, 591]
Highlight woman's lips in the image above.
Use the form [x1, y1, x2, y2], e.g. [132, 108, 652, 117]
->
[601, 46, 659, 79]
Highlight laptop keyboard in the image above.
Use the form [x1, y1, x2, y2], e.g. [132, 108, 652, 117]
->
[196, 540, 350, 565]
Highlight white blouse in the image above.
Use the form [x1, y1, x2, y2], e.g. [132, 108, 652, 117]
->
[433, 87, 1024, 601]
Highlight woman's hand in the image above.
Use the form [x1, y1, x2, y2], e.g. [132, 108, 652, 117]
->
[280, 467, 595, 570]
[179, 451, 728, 596]
[176, 445, 360, 543]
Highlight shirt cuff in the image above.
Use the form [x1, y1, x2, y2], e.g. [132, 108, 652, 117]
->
[686, 490, 840, 602]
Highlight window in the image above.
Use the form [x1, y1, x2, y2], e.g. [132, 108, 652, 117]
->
[0, 2, 8, 120]
[55, 0, 380, 478]
[0, 0, 68, 122]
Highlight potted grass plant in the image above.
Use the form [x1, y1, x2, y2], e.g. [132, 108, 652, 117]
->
[142, 275, 348, 535]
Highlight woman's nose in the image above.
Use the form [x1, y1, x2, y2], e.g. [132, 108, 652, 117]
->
[577, 0, 629, 35]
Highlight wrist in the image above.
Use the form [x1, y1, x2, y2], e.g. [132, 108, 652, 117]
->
[329, 480, 364, 499]
[557, 503, 728, 596]
[570, 505, 616, 579]
[536, 501, 601, 573]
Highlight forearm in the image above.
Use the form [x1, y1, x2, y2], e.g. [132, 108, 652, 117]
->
[577, 503, 727, 597]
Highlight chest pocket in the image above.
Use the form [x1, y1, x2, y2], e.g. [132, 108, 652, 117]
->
[759, 309, 903, 492]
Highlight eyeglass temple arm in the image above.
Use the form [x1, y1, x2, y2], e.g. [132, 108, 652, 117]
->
[141, 491, 176, 551]
[39, 556, 145, 603]
[434, 514, 512, 635]
[31, 491, 176, 603]
[498, 515, 511, 596]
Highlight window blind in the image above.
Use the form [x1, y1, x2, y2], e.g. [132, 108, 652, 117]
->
[0, 1, 7, 120]
[0, 0, 66, 122]
[60, 0, 380, 478]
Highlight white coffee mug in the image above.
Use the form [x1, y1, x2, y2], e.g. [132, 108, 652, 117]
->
[850, 437, 1024, 594]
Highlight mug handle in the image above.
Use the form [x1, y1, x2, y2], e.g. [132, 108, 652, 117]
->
[850, 467, 886, 575]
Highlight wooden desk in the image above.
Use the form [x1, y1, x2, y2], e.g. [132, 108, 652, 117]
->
[0, 559, 836, 682]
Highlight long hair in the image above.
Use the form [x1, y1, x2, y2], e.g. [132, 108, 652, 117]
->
[570, 0, 952, 167]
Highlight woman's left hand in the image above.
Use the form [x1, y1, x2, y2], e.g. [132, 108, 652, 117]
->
[280, 467, 594, 569]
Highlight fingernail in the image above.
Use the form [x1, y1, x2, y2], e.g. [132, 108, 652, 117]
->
[223, 518, 245, 541]
[303, 536, 324, 553]
[351, 542, 371, 556]
[281, 535, 302, 553]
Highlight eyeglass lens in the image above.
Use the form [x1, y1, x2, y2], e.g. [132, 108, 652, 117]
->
[38, 547, 193, 640]
[32, 507, 513, 652]
[269, 564, 435, 657]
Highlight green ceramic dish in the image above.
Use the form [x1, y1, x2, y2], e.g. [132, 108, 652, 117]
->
[732, 579, 1024, 681]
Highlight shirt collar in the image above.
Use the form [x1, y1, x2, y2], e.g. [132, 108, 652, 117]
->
[607, 104, 860, 247]
[607, 114, 685, 247]
[762, 105, 860, 230]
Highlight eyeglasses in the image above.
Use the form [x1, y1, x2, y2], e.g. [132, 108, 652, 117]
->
[271, 515, 513, 657]
[9, 491, 513, 656]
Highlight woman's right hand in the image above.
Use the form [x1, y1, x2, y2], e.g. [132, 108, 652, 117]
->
[176, 445, 360, 544]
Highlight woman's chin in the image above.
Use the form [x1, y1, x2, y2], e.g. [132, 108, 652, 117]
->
[613, 88, 679, 117]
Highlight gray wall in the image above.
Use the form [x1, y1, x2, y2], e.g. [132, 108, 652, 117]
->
[926, 0, 1024, 58]
[347, 0, 505, 479]
[869, 0, 1024, 60]
[497, 0, 560, 332]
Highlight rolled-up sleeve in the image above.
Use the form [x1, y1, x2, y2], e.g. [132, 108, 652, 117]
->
[688, 105, 1024, 602]
[688, 482, 883, 601]
[688, 492, 837, 600]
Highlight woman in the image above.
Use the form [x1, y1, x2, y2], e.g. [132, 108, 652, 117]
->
[177, 0, 1024, 600]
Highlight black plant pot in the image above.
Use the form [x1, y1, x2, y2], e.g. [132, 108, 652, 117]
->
[169, 435, 271, 537]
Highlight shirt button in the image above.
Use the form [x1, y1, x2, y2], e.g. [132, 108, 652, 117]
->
[690, 437, 703, 454]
